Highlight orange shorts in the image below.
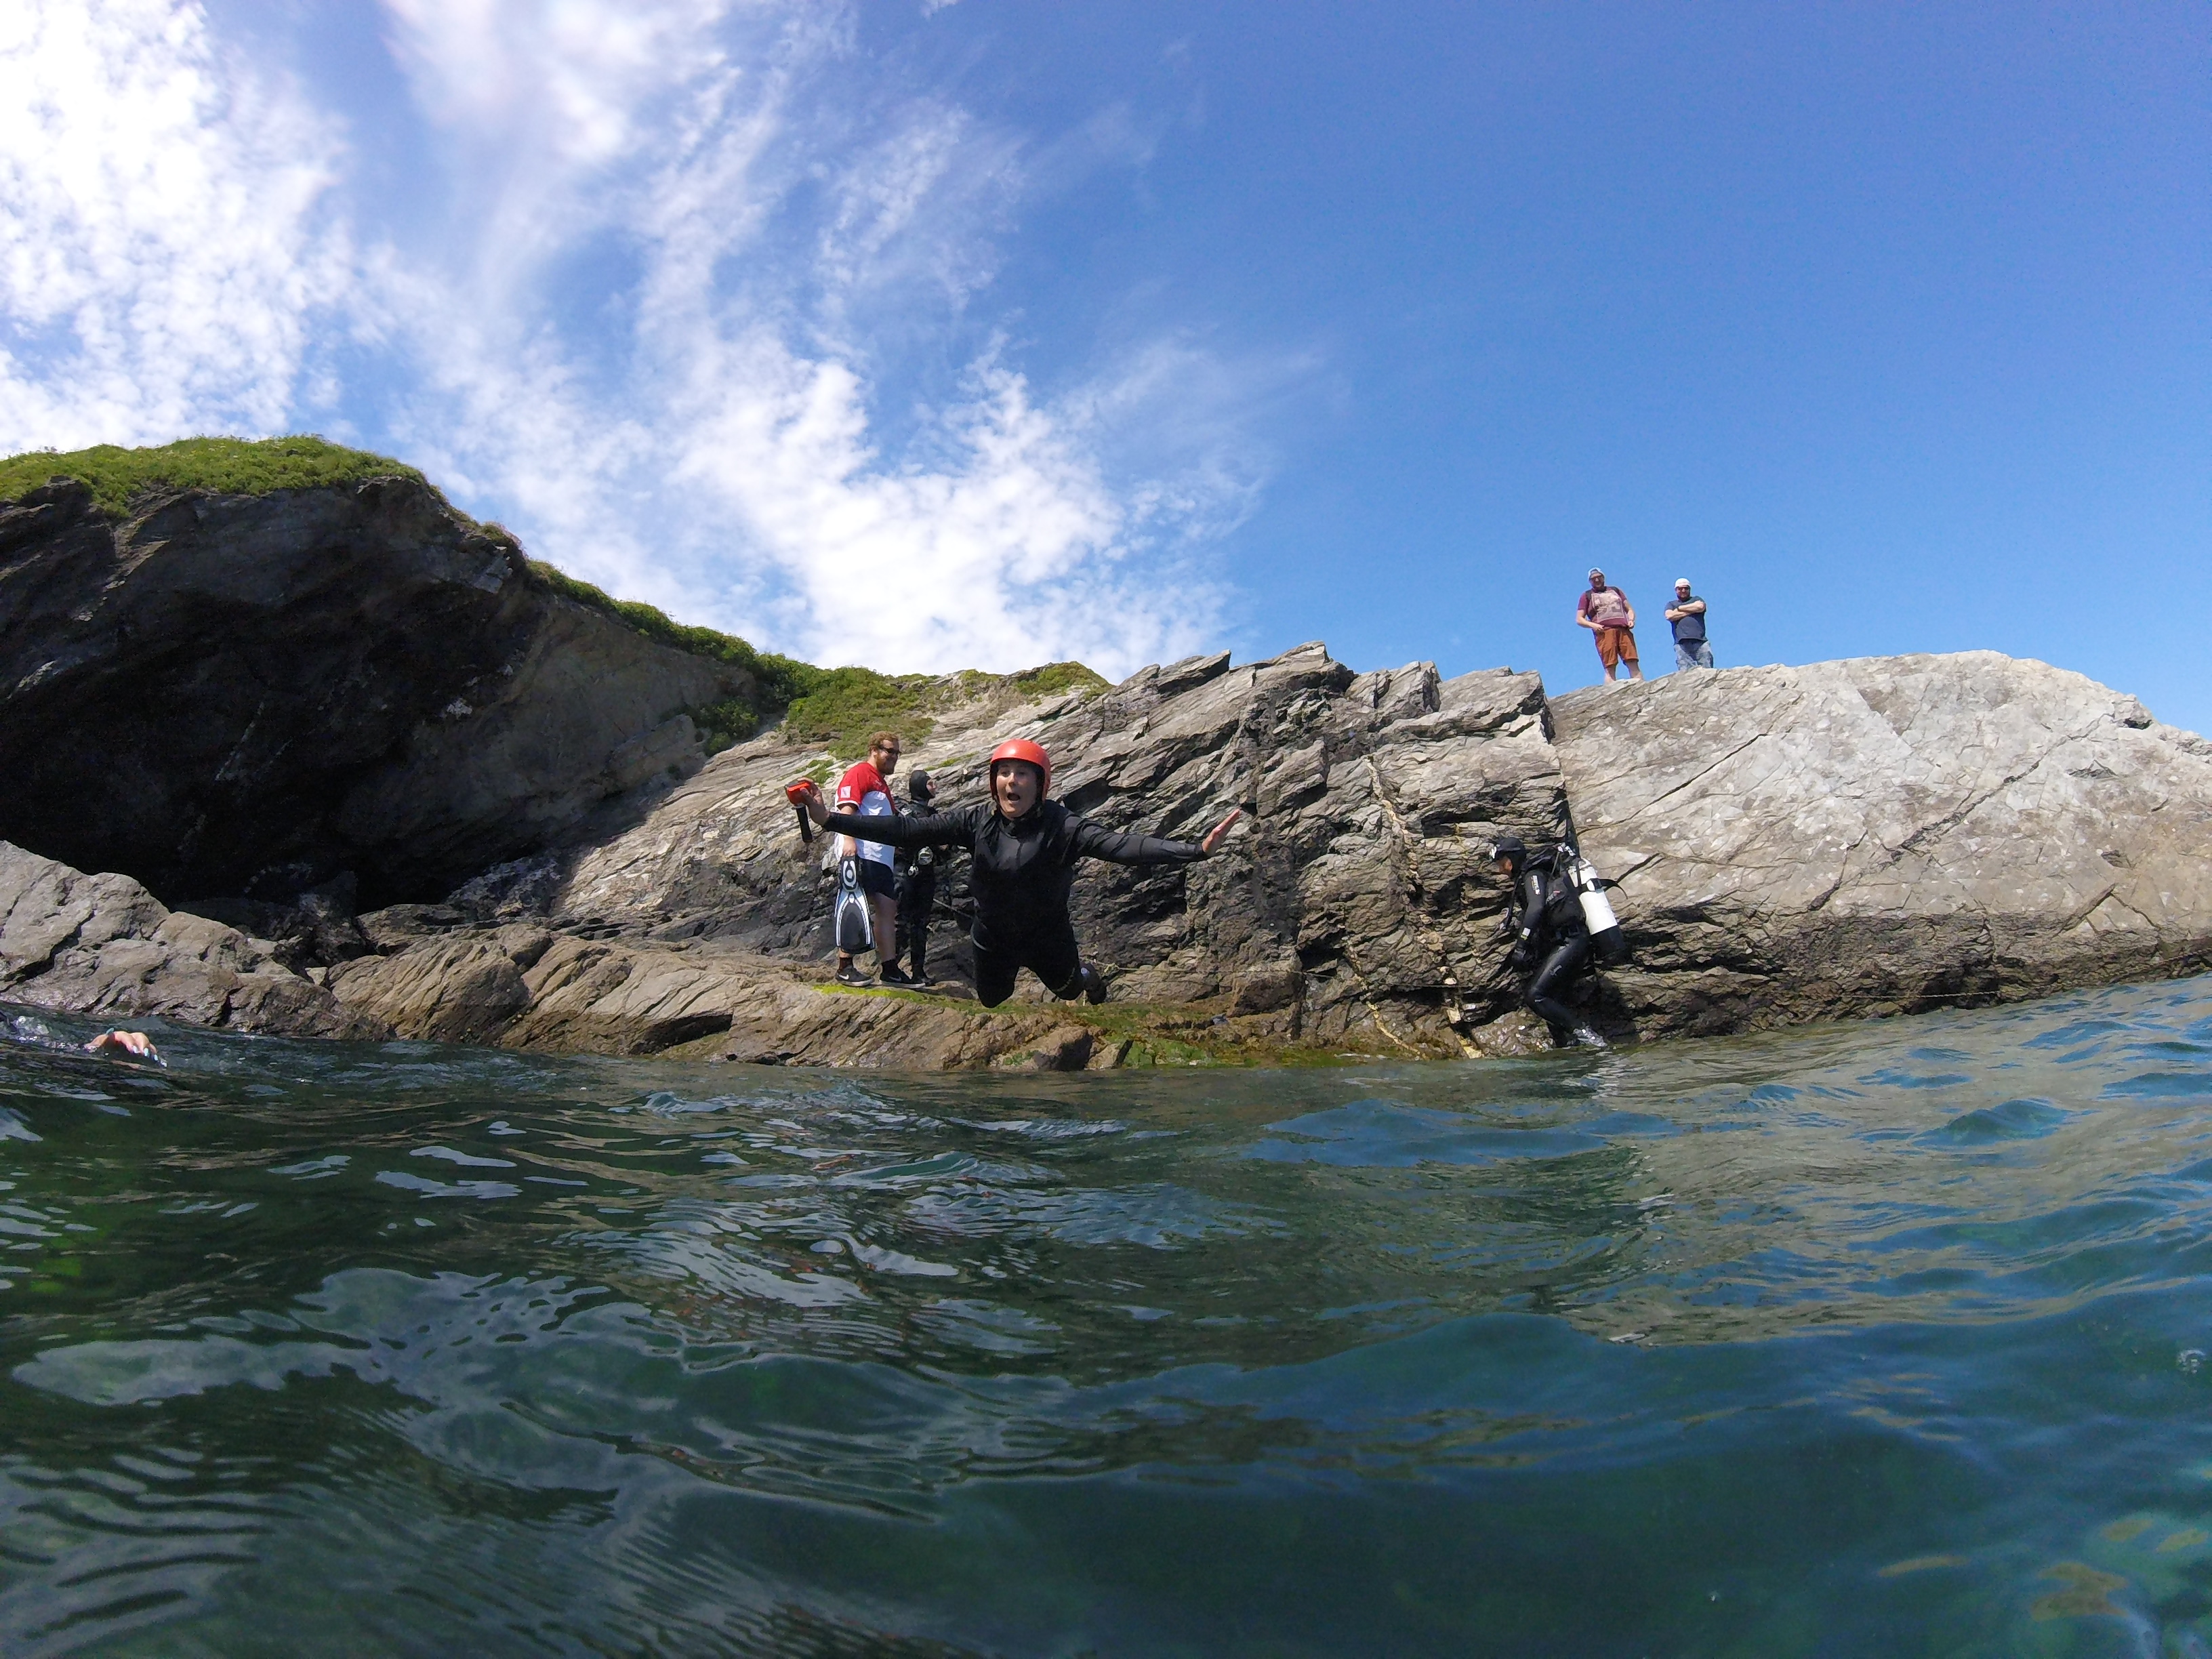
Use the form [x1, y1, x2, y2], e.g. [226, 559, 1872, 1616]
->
[1593, 626, 1638, 668]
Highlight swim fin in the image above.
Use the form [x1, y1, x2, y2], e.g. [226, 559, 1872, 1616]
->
[833, 857, 873, 952]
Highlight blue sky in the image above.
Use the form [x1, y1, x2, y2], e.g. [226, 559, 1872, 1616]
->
[3, 3, 2206, 730]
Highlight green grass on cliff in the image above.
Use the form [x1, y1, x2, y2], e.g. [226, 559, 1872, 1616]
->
[0, 436, 815, 738]
[989, 662, 1111, 701]
[778, 661, 1109, 760]
[780, 667, 939, 756]
[0, 436, 1107, 756]
[0, 435, 426, 512]
[519, 558, 817, 724]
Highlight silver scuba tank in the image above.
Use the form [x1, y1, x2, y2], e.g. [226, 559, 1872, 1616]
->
[1569, 853, 1629, 964]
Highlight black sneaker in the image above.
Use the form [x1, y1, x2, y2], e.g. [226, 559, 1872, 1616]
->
[1079, 964, 1109, 1005]
[879, 964, 916, 987]
[835, 961, 870, 987]
[905, 968, 934, 987]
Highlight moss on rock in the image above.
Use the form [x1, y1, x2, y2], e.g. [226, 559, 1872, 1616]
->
[0, 436, 1105, 764]
[0, 435, 428, 513]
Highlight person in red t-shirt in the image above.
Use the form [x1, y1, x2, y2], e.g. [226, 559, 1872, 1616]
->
[1575, 568, 1643, 683]
[832, 732, 910, 985]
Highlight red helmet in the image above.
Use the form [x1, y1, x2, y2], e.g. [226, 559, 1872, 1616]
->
[988, 737, 1050, 796]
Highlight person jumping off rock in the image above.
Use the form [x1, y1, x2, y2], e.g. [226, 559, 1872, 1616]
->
[791, 738, 1242, 1008]
[1490, 835, 1607, 1047]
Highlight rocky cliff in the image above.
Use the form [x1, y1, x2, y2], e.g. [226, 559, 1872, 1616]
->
[519, 642, 1564, 1054]
[5, 449, 2209, 1067]
[0, 470, 768, 905]
[388, 638, 2207, 1065]
[8, 638, 2209, 1067]
[1552, 652, 2212, 1036]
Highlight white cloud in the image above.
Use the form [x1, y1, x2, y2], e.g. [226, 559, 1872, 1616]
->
[0, 0, 346, 452]
[669, 335, 1197, 672]
[365, 0, 1249, 674]
[0, 0, 1263, 678]
[380, 0, 737, 167]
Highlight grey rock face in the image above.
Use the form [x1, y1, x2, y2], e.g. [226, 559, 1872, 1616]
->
[9, 572, 2208, 1067]
[491, 644, 2211, 1062]
[0, 841, 386, 1038]
[0, 478, 752, 904]
[1549, 653, 2212, 1036]
[525, 642, 1568, 1058]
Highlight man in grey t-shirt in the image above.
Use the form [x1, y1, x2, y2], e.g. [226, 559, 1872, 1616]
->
[1665, 577, 1714, 670]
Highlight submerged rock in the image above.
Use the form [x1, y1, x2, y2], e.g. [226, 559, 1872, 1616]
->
[327, 929, 1151, 1069]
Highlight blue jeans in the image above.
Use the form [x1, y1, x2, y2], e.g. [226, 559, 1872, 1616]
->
[1675, 639, 1715, 670]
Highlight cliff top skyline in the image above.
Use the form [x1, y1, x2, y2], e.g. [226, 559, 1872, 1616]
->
[2, 1, 2203, 728]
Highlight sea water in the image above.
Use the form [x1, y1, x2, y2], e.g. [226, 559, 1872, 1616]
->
[6, 979, 2212, 1656]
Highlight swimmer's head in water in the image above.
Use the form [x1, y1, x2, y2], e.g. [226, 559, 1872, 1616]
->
[988, 738, 1050, 817]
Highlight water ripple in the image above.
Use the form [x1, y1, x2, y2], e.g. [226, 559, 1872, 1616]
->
[7, 976, 2212, 1652]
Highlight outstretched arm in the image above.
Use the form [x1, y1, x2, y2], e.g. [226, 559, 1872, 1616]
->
[1074, 808, 1243, 865]
[790, 783, 970, 850]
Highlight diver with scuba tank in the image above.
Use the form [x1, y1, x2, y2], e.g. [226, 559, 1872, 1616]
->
[790, 738, 1243, 1008]
[1490, 820, 1628, 1048]
[891, 769, 941, 986]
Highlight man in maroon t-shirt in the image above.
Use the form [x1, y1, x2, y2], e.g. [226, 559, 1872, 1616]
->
[1575, 568, 1643, 683]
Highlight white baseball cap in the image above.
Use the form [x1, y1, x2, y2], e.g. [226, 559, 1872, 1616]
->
[1674, 577, 1692, 587]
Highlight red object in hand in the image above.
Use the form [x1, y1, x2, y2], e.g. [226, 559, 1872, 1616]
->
[785, 781, 815, 842]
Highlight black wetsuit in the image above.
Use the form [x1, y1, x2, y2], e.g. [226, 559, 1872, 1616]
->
[892, 784, 939, 980]
[1507, 848, 1593, 1033]
[817, 801, 1204, 1006]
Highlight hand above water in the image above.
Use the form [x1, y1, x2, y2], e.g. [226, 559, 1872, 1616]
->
[85, 1029, 159, 1061]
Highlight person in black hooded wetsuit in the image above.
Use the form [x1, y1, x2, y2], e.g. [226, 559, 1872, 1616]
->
[793, 738, 1242, 1008]
[891, 769, 941, 985]
[1492, 836, 1606, 1048]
